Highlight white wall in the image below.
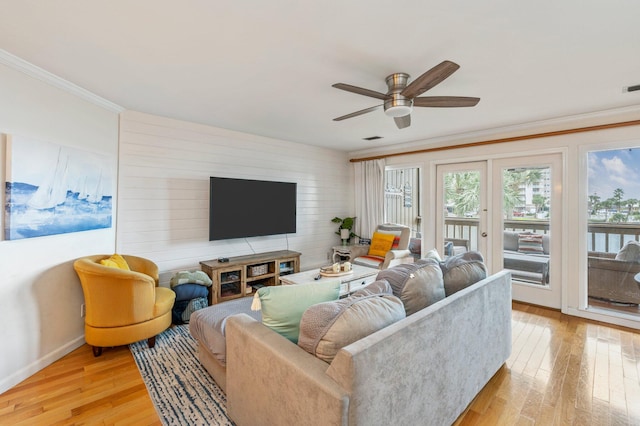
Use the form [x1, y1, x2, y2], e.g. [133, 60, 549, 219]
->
[0, 60, 119, 393]
[0, 57, 353, 394]
[118, 111, 354, 282]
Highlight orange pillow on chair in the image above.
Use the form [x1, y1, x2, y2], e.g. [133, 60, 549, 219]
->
[368, 232, 395, 257]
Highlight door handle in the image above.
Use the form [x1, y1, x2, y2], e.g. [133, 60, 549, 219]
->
[481, 232, 488, 237]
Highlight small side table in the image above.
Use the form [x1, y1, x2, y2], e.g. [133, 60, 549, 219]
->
[332, 244, 369, 263]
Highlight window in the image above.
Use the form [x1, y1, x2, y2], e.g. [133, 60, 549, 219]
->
[384, 167, 421, 237]
[587, 148, 640, 317]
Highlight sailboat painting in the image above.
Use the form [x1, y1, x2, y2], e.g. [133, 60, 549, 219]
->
[4, 135, 113, 240]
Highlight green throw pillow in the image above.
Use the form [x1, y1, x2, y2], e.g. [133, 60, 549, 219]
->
[254, 279, 340, 343]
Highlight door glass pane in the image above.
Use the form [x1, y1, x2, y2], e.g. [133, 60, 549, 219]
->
[587, 148, 640, 317]
[502, 167, 551, 286]
[384, 167, 421, 238]
[443, 170, 480, 256]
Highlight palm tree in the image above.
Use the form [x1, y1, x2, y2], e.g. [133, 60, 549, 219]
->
[444, 172, 480, 217]
[532, 194, 547, 213]
[502, 171, 524, 219]
[588, 194, 600, 215]
[613, 188, 624, 212]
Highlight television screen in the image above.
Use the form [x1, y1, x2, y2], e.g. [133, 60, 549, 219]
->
[209, 177, 297, 241]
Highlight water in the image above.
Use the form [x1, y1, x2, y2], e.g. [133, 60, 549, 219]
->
[5, 182, 112, 240]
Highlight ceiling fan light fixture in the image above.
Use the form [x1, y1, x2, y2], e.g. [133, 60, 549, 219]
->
[383, 96, 413, 117]
[332, 61, 479, 129]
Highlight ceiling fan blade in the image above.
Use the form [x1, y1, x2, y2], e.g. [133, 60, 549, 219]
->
[394, 115, 411, 129]
[332, 83, 389, 100]
[401, 61, 460, 98]
[413, 96, 480, 108]
[333, 104, 382, 121]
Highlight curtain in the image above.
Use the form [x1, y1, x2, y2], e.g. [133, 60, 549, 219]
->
[354, 159, 385, 239]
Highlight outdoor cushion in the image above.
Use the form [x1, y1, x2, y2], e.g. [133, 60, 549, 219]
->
[518, 233, 544, 254]
[615, 240, 640, 262]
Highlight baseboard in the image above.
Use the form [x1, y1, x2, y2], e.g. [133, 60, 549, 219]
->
[564, 306, 640, 331]
[0, 335, 85, 394]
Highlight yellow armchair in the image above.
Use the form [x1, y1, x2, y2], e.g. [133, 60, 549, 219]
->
[73, 254, 176, 356]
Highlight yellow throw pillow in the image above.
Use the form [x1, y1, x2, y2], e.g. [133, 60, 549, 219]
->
[100, 254, 130, 270]
[368, 232, 395, 257]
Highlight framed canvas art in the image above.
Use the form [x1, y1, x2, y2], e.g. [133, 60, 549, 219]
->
[4, 134, 113, 240]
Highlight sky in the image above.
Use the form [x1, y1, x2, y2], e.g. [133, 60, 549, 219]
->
[6, 134, 113, 196]
[588, 148, 640, 201]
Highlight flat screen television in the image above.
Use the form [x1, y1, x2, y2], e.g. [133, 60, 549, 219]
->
[209, 177, 297, 241]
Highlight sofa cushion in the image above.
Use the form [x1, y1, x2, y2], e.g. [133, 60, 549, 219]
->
[351, 279, 393, 297]
[298, 293, 405, 363]
[518, 233, 544, 254]
[615, 240, 640, 262]
[188, 296, 260, 365]
[253, 279, 340, 343]
[440, 251, 487, 296]
[375, 258, 445, 315]
[368, 232, 395, 257]
[424, 248, 442, 261]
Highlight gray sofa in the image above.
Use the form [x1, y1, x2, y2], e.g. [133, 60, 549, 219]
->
[224, 268, 512, 426]
[503, 230, 550, 285]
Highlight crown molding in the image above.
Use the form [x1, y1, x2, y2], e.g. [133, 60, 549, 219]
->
[0, 49, 124, 113]
[349, 104, 640, 159]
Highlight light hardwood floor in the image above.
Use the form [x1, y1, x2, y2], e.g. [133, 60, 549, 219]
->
[1, 302, 639, 425]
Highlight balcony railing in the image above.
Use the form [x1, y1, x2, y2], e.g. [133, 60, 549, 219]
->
[444, 218, 640, 253]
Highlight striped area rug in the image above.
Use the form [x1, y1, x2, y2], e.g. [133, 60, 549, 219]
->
[129, 325, 234, 426]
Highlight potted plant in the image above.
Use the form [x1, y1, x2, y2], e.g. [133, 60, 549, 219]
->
[331, 216, 358, 244]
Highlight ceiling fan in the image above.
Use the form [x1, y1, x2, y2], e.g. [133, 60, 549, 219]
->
[332, 60, 480, 129]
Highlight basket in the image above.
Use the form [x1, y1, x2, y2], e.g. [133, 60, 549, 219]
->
[248, 263, 268, 277]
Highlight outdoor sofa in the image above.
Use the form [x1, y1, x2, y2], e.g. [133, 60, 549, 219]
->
[503, 230, 550, 285]
[588, 250, 640, 304]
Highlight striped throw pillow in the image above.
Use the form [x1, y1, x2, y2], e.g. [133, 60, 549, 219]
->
[518, 233, 544, 254]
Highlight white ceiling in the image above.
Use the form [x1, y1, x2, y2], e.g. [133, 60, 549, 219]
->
[2, 1, 640, 152]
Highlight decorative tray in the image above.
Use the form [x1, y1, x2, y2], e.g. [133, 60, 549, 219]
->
[319, 265, 353, 277]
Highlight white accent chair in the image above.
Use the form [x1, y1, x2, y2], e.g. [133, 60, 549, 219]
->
[351, 223, 414, 269]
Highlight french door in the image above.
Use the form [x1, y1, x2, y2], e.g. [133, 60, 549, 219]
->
[492, 154, 563, 309]
[437, 154, 563, 309]
[436, 162, 488, 261]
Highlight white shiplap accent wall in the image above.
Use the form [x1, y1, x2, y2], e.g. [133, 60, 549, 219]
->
[118, 110, 354, 284]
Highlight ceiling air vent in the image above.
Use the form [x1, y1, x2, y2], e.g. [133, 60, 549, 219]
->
[363, 136, 383, 141]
